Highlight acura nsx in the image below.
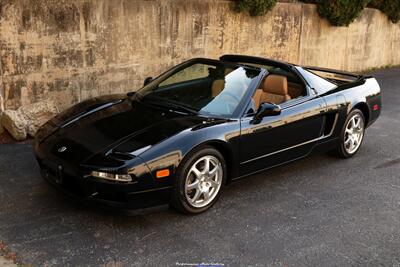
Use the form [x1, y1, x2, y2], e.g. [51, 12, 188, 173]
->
[34, 55, 381, 214]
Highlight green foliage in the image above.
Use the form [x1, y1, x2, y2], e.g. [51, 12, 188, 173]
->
[368, 0, 400, 23]
[233, 0, 278, 16]
[234, 0, 400, 26]
[301, 0, 400, 25]
[313, 0, 370, 26]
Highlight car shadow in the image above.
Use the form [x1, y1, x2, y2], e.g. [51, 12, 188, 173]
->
[26, 149, 343, 228]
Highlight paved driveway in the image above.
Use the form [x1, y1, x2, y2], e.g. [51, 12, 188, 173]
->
[0, 68, 399, 266]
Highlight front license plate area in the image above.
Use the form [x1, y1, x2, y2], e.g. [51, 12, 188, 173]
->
[40, 162, 96, 197]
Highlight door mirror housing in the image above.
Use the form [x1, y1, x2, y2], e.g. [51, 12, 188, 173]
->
[143, 76, 153, 86]
[251, 102, 281, 124]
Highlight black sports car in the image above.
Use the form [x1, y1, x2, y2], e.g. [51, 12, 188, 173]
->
[34, 55, 381, 214]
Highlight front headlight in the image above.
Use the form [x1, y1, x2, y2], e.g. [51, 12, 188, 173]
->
[91, 171, 132, 182]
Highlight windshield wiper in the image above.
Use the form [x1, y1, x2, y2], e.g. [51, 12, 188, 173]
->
[143, 97, 198, 115]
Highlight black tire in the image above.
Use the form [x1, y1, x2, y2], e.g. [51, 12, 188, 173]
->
[171, 146, 227, 214]
[330, 109, 365, 158]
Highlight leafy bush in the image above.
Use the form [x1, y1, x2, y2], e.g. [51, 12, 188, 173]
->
[313, 0, 370, 26]
[368, 0, 400, 23]
[302, 0, 400, 25]
[233, 0, 278, 16]
[234, 0, 400, 26]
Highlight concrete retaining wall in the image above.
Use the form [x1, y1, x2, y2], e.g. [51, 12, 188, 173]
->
[0, 0, 399, 111]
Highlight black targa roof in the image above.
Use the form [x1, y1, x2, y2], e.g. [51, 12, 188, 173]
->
[220, 54, 293, 70]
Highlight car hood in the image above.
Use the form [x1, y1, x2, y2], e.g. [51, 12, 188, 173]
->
[37, 95, 208, 166]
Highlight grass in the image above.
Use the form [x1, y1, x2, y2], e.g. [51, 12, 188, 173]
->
[361, 64, 400, 74]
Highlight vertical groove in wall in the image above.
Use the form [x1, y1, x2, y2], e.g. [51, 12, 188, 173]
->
[297, 3, 304, 65]
[158, 0, 163, 64]
[345, 24, 349, 71]
[0, 48, 4, 112]
[78, 1, 87, 103]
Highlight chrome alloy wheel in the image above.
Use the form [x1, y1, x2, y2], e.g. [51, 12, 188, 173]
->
[184, 155, 223, 208]
[344, 113, 364, 154]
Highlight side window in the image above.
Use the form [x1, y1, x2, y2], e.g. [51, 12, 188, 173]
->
[159, 64, 215, 87]
[236, 62, 307, 99]
[245, 97, 257, 115]
[295, 67, 337, 94]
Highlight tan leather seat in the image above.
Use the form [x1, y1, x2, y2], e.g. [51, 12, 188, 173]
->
[253, 74, 291, 109]
[211, 68, 234, 97]
[211, 79, 225, 97]
[288, 82, 304, 98]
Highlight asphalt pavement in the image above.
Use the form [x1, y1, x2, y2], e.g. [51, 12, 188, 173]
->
[0, 68, 399, 266]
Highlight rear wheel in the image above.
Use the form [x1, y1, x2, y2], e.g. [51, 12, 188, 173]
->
[331, 109, 365, 158]
[171, 147, 226, 214]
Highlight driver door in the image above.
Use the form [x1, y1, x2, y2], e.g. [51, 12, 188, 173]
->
[239, 95, 326, 176]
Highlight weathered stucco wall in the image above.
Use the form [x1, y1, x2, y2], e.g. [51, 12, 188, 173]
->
[0, 0, 399, 112]
[299, 4, 400, 71]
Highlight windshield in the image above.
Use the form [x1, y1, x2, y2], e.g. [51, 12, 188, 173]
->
[136, 60, 261, 117]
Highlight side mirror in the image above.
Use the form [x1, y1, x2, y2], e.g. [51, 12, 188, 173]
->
[251, 102, 281, 124]
[143, 76, 153, 86]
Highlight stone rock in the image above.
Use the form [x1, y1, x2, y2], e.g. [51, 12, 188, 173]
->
[0, 255, 17, 267]
[1, 110, 27, 141]
[0, 96, 4, 134]
[0, 94, 4, 112]
[1, 100, 59, 141]
[20, 100, 59, 137]
[0, 112, 4, 135]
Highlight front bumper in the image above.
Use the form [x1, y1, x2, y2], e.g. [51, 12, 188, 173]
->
[37, 158, 172, 210]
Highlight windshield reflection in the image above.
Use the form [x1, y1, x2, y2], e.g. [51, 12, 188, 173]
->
[136, 60, 260, 117]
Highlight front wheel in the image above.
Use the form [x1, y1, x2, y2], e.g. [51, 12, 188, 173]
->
[171, 147, 226, 214]
[331, 109, 365, 158]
